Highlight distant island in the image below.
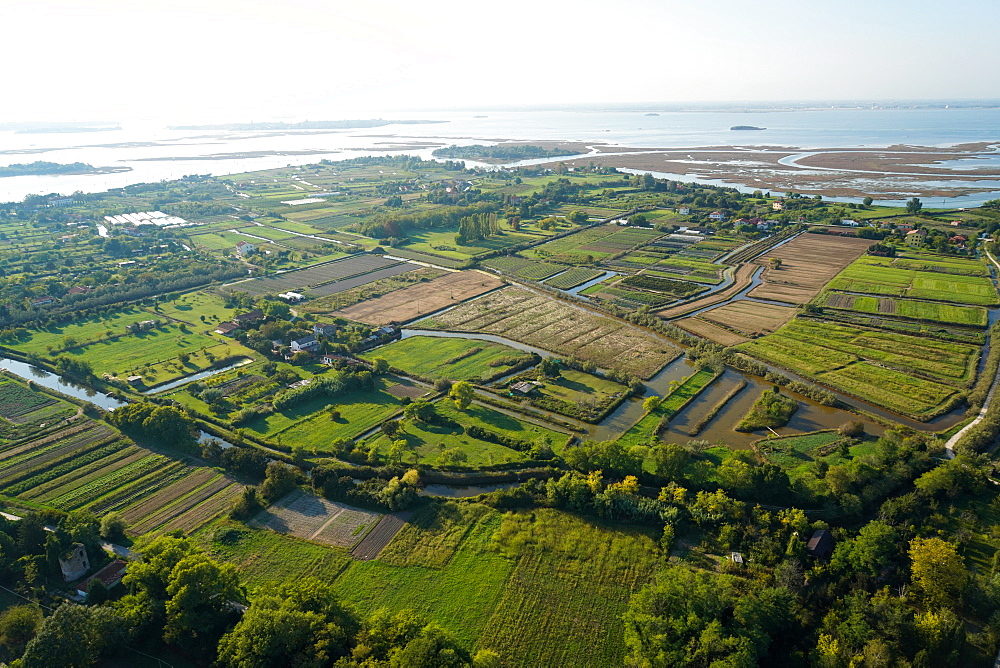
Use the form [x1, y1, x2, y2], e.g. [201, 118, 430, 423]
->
[731, 125, 766, 131]
[0, 121, 120, 134]
[645, 112, 660, 116]
[432, 144, 577, 162]
[0, 161, 131, 178]
[169, 119, 444, 131]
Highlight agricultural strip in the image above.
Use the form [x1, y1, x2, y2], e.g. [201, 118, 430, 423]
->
[655, 263, 757, 319]
[749, 233, 873, 304]
[350, 513, 411, 560]
[699, 301, 798, 338]
[822, 291, 989, 326]
[331, 271, 503, 325]
[826, 258, 998, 306]
[227, 254, 412, 297]
[619, 369, 719, 447]
[252, 489, 382, 548]
[674, 317, 749, 346]
[419, 287, 679, 378]
[359, 335, 534, 383]
[542, 267, 604, 290]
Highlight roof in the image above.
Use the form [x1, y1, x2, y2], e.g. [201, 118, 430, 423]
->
[907, 228, 924, 234]
[292, 335, 317, 346]
[235, 240, 253, 247]
[214, 322, 239, 334]
[83, 560, 128, 592]
[510, 381, 537, 393]
[807, 529, 834, 558]
[234, 309, 263, 322]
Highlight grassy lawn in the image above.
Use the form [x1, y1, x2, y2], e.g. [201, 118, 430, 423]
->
[360, 336, 534, 383]
[367, 401, 566, 467]
[827, 258, 998, 305]
[531, 368, 628, 405]
[12, 306, 158, 355]
[156, 291, 236, 327]
[402, 227, 538, 260]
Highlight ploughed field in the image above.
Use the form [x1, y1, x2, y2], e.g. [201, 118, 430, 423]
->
[251, 488, 384, 548]
[419, 286, 679, 378]
[676, 301, 797, 345]
[749, 233, 873, 304]
[331, 270, 503, 325]
[228, 254, 417, 297]
[0, 381, 240, 535]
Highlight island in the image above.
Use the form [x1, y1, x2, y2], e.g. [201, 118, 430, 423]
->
[0, 161, 131, 178]
[431, 143, 577, 162]
[730, 125, 767, 131]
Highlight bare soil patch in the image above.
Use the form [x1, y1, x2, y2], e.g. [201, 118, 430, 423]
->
[700, 300, 796, 337]
[351, 511, 412, 560]
[252, 489, 382, 548]
[750, 234, 871, 304]
[675, 318, 749, 346]
[332, 270, 503, 325]
[385, 379, 429, 399]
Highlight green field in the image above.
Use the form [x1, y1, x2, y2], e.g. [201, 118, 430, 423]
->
[542, 267, 604, 289]
[11, 306, 163, 355]
[739, 318, 972, 416]
[155, 291, 237, 326]
[248, 379, 405, 449]
[827, 257, 998, 305]
[331, 505, 660, 666]
[481, 256, 566, 280]
[360, 335, 534, 382]
[366, 400, 567, 466]
[822, 292, 988, 326]
[529, 369, 627, 408]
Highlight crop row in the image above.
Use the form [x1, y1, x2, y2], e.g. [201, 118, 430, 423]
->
[48, 454, 168, 510]
[0, 426, 116, 481]
[88, 462, 191, 515]
[543, 268, 603, 290]
[22, 447, 144, 502]
[130, 475, 232, 534]
[1, 439, 128, 496]
[0, 381, 58, 420]
[157, 483, 243, 535]
[121, 469, 219, 523]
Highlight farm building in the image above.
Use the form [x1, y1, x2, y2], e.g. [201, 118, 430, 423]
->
[59, 543, 90, 582]
[31, 296, 54, 306]
[905, 229, 927, 247]
[313, 323, 339, 337]
[807, 529, 834, 559]
[77, 560, 128, 599]
[279, 291, 305, 303]
[214, 322, 239, 336]
[510, 381, 540, 396]
[233, 309, 264, 327]
[290, 335, 319, 353]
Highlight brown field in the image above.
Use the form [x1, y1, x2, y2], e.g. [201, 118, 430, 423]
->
[350, 511, 412, 560]
[750, 234, 872, 304]
[421, 286, 679, 378]
[332, 270, 503, 325]
[700, 300, 797, 338]
[385, 379, 429, 399]
[656, 263, 758, 319]
[252, 488, 382, 548]
[675, 317, 749, 346]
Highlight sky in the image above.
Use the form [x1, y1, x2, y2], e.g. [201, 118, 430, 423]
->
[3, 0, 999, 123]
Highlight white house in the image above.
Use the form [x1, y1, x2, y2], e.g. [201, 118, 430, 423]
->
[290, 335, 319, 353]
[709, 211, 726, 221]
[235, 241, 256, 256]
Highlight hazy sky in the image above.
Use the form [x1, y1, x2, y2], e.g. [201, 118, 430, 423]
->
[4, 0, 999, 122]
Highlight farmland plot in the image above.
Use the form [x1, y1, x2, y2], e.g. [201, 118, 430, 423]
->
[253, 489, 382, 548]
[750, 233, 872, 304]
[332, 271, 503, 325]
[420, 287, 679, 378]
[827, 260, 998, 306]
[228, 255, 414, 297]
[699, 301, 797, 338]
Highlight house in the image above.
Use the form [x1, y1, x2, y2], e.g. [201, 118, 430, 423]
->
[126, 319, 159, 333]
[31, 296, 54, 306]
[118, 260, 136, 268]
[290, 335, 319, 353]
[772, 200, 785, 211]
[313, 323, 339, 337]
[896, 223, 914, 232]
[730, 552, 744, 564]
[214, 322, 239, 337]
[709, 211, 726, 221]
[59, 543, 90, 582]
[123, 226, 145, 237]
[677, 207, 691, 215]
[377, 326, 398, 338]
[126, 375, 144, 386]
[278, 291, 305, 303]
[287, 379, 312, 389]
[807, 529, 834, 559]
[840, 219, 860, 227]
[233, 309, 264, 327]
[905, 229, 926, 247]
[67, 286, 91, 296]
[235, 241, 256, 256]
[950, 220, 965, 227]
[76, 560, 127, 599]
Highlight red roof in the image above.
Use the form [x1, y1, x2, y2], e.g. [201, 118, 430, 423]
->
[83, 560, 127, 592]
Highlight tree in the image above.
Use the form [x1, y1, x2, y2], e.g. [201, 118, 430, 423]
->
[100, 512, 127, 542]
[260, 461, 299, 503]
[163, 553, 244, 645]
[649, 443, 689, 480]
[642, 395, 662, 413]
[230, 486, 264, 521]
[906, 197, 923, 214]
[909, 537, 966, 608]
[217, 578, 356, 667]
[863, 196, 874, 207]
[832, 520, 899, 578]
[372, 357, 390, 375]
[538, 357, 560, 378]
[0, 604, 43, 659]
[19, 604, 124, 668]
[403, 400, 436, 423]
[449, 381, 474, 410]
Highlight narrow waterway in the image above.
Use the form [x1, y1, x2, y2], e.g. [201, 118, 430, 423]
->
[143, 357, 254, 394]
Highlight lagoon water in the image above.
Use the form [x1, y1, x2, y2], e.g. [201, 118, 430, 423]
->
[2, 106, 1000, 203]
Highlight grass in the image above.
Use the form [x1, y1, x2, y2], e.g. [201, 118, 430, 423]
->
[735, 388, 799, 432]
[359, 336, 534, 383]
[155, 291, 236, 326]
[251, 381, 405, 450]
[197, 519, 353, 594]
[367, 401, 566, 467]
[332, 505, 660, 666]
[620, 369, 719, 447]
[827, 258, 998, 306]
[531, 369, 628, 406]
[822, 291, 988, 327]
[12, 306, 158, 355]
